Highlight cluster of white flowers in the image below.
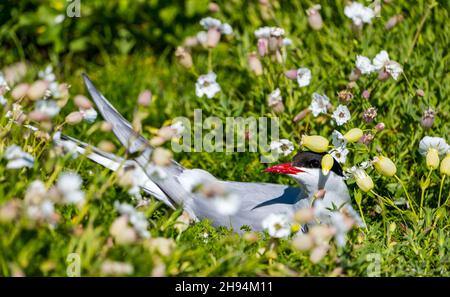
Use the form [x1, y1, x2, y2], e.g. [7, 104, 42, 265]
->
[262, 212, 291, 238]
[35, 99, 60, 118]
[56, 172, 85, 205]
[4, 145, 34, 169]
[329, 130, 349, 164]
[199, 17, 233, 35]
[24, 180, 57, 224]
[114, 201, 150, 238]
[344, 2, 375, 27]
[195, 72, 221, 98]
[356, 50, 403, 80]
[270, 139, 294, 157]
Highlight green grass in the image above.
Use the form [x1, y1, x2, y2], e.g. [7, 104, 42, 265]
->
[0, 0, 449, 276]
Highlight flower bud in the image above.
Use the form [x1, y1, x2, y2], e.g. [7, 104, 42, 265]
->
[65, 111, 83, 125]
[362, 89, 371, 99]
[344, 128, 363, 143]
[306, 5, 323, 30]
[375, 122, 385, 132]
[28, 110, 50, 122]
[385, 14, 403, 30]
[301, 135, 329, 153]
[337, 89, 353, 104]
[208, 2, 220, 13]
[293, 108, 310, 122]
[321, 154, 334, 175]
[247, 52, 263, 76]
[358, 133, 374, 145]
[294, 208, 314, 224]
[100, 121, 113, 132]
[11, 83, 29, 100]
[175, 47, 193, 69]
[207, 28, 221, 48]
[284, 69, 298, 80]
[137, 90, 152, 107]
[354, 169, 374, 192]
[27, 80, 48, 100]
[378, 70, 390, 81]
[74, 95, 93, 109]
[416, 89, 425, 97]
[373, 156, 397, 177]
[349, 68, 361, 81]
[98, 140, 116, 153]
[257, 38, 268, 57]
[426, 148, 440, 170]
[440, 154, 450, 176]
[292, 234, 314, 251]
[362, 107, 377, 123]
[421, 108, 435, 129]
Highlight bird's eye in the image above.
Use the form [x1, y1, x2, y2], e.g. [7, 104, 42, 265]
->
[309, 160, 320, 168]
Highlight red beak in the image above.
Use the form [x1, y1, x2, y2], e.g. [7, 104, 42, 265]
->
[264, 163, 304, 175]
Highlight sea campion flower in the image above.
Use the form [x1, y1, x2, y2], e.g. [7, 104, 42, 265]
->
[331, 130, 347, 148]
[79, 107, 98, 123]
[306, 4, 323, 30]
[421, 107, 435, 129]
[332, 105, 351, 126]
[262, 213, 291, 238]
[372, 50, 403, 80]
[27, 80, 48, 100]
[247, 52, 263, 76]
[199, 17, 232, 48]
[344, 128, 363, 143]
[296, 68, 312, 87]
[4, 145, 34, 169]
[359, 133, 374, 145]
[353, 168, 374, 192]
[137, 90, 152, 107]
[57, 172, 85, 205]
[267, 88, 284, 113]
[270, 139, 294, 156]
[301, 135, 329, 153]
[373, 156, 397, 177]
[35, 100, 60, 118]
[321, 154, 334, 175]
[344, 2, 375, 27]
[330, 146, 349, 164]
[338, 89, 353, 104]
[356, 55, 375, 74]
[419, 136, 449, 170]
[362, 107, 377, 123]
[175, 47, 193, 69]
[195, 72, 221, 98]
[309, 93, 330, 117]
[114, 201, 150, 239]
[24, 180, 57, 224]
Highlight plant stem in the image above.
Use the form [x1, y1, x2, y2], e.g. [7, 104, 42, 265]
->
[357, 201, 368, 231]
[394, 174, 416, 216]
[438, 175, 446, 207]
[420, 169, 433, 216]
[208, 48, 212, 72]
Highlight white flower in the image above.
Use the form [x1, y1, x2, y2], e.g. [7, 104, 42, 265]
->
[0, 95, 7, 106]
[38, 65, 56, 82]
[344, 2, 375, 26]
[332, 105, 351, 126]
[54, 14, 65, 24]
[52, 132, 79, 158]
[4, 145, 34, 169]
[254, 26, 272, 39]
[170, 121, 185, 137]
[262, 213, 291, 238]
[270, 27, 285, 37]
[195, 72, 221, 99]
[330, 146, 349, 164]
[57, 172, 85, 205]
[200, 17, 232, 34]
[330, 212, 353, 247]
[267, 88, 282, 106]
[270, 139, 294, 156]
[372, 50, 390, 70]
[419, 136, 449, 156]
[212, 193, 240, 216]
[114, 201, 150, 238]
[385, 61, 403, 80]
[331, 130, 347, 148]
[0, 73, 10, 105]
[35, 100, 60, 117]
[372, 50, 403, 80]
[200, 17, 222, 29]
[297, 68, 311, 87]
[80, 108, 98, 123]
[309, 93, 330, 117]
[356, 55, 375, 74]
[283, 38, 293, 46]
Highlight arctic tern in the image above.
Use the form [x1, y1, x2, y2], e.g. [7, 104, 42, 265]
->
[56, 74, 362, 233]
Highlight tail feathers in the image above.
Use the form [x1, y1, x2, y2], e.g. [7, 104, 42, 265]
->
[55, 134, 176, 209]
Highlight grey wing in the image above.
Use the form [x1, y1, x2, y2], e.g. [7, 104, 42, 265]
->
[187, 181, 309, 233]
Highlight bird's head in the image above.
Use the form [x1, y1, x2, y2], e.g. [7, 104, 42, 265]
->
[264, 151, 344, 195]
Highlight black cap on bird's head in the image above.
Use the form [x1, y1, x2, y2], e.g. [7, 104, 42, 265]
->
[264, 151, 343, 177]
